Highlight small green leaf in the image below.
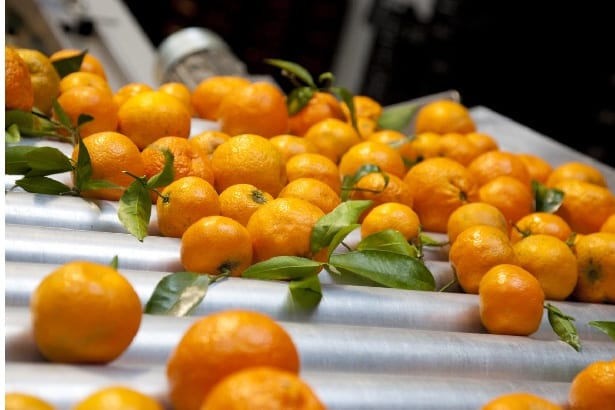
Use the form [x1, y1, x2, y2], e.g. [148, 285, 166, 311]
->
[109, 255, 119, 270]
[289, 275, 322, 307]
[51, 99, 73, 130]
[311, 200, 373, 254]
[546, 303, 581, 351]
[533, 181, 564, 213]
[357, 229, 419, 258]
[144, 271, 214, 316]
[419, 233, 449, 247]
[329, 86, 356, 130]
[15, 176, 74, 195]
[317, 72, 335, 89]
[241, 256, 323, 280]
[286, 86, 314, 115]
[340, 164, 385, 201]
[146, 149, 175, 190]
[74, 137, 92, 188]
[378, 103, 419, 131]
[24, 147, 73, 176]
[329, 250, 435, 290]
[118, 180, 153, 241]
[5, 109, 64, 139]
[264, 58, 316, 88]
[80, 179, 122, 191]
[588, 321, 615, 340]
[6, 124, 21, 143]
[76, 113, 94, 128]
[5, 145, 38, 174]
[51, 51, 85, 78]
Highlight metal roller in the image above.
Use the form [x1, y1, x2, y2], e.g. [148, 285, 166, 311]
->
[7, 307, 614, 382]
[6, 262, 614, 340]
[5, 362, 572, 410]
[4, 224, 456, 287]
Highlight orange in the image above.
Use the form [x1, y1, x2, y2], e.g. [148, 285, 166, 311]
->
[158, 81, 194, 114]
[211, 133, 286, 196]
[5, 45, 34, 111]
[517, 153, 553, 184]
[568, 359, 615, 410]
[546, 161, 608, 188]
[361, 202, 421, 241]
[286, 152, 341, 195]
[467, 150, 532, 188]
[367, 129, 415, 164]
[572, 232, 615, 303]
[71, 131, 145, 201]
[156, 176, 221, 238]
[449, 224, 519, 294]
[113, 82, 154, 108]
[141, 136, 215, 189]
[480, 392, 563, 410]
[407, 132, 443, 162]
[446, 202, 509, 244]
[246, 197, 326, 263]
[59, 71, 112, 95]
[403, 157, 479, 233]
[189, 130, 231, 156]
[338, 140, 406, 179]
[513, 234, 578, 300]
[200, 366, 326, 410]
[465, 131, 499, 156]
[49, 48, 107, 80]
[117, 90, 191, 149]
[478, 263, 545, 336]
[218, 183, 274, 226]
[218, 81, 289, 137]
[437, 132, 482, 166]
[509, 212, 573, 244]
[303, 118, 362, 164]
[5, 392, 55, 410]
[478, 175, 535, 227]
[166, 309, 300, 410]
[341, 94, 383, 122]
[72, 386, 163, 410]
[180, 215, 252, 276]
[355, 116, 379, 139]
[414, 99, 476, 134]
[552, 179, 615, 234]
[600, 213, 615, 233]
[15, 48, 61, 115]
[54, 85, 119, 137]
[30, 260, 142, 363]
[278, 177, 341, 214]
[191, 75, 251, 121]
[269, 134, 319, 162]
[288, 91, 346, 136]
[349, 171, 414, 213]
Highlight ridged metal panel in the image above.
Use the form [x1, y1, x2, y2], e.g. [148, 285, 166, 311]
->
[5, 107, 615, 409]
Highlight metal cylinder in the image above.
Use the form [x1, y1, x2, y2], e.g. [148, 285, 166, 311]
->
[155, 27, 248, 89]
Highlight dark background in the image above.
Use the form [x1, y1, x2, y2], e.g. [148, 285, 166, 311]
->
[123, 0, 615, 167]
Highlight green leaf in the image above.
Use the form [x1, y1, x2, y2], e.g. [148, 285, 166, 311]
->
[5, 145, 38, 174]
[289, 275, 322, 307]
[340, 164, 386, 201]
[317, 72, 335, 89]
[24, 147, 73, 176]
[241, 256, 323, 280]
[546, 303, 581, 351]
[357, 229, 419, 258]
[329, 250, 435, 290]
[15, 176, 74, 195]
[6, 123, 21, 143]
[144, 271, 213, 316]
[286, 86, 314, 115]
[51, 99, 73, 130]
[311, 200, 373, 254]
[76, 113, 94, 128]
[377, 103, 419, 131]
[264, 58, 316, 88]
[74, 137, 92, 189]
[109, 255, 119, 270]
[146, 149, 175, 190]
[51, 51, 85, 78]
[118, 180, 153, 241]
[5, 109, 64, 138]
[419, 232, 449, 247]
[533, 180, 564, 213]
[588, 321, 615, 340]
[329, 86, 356, 130]
[327, 223, 361, 260]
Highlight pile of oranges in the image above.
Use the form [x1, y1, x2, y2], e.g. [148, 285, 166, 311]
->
[5, 45, 615, 409]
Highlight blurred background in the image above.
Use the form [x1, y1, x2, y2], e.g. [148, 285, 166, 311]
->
[6, 0, 615, 167]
